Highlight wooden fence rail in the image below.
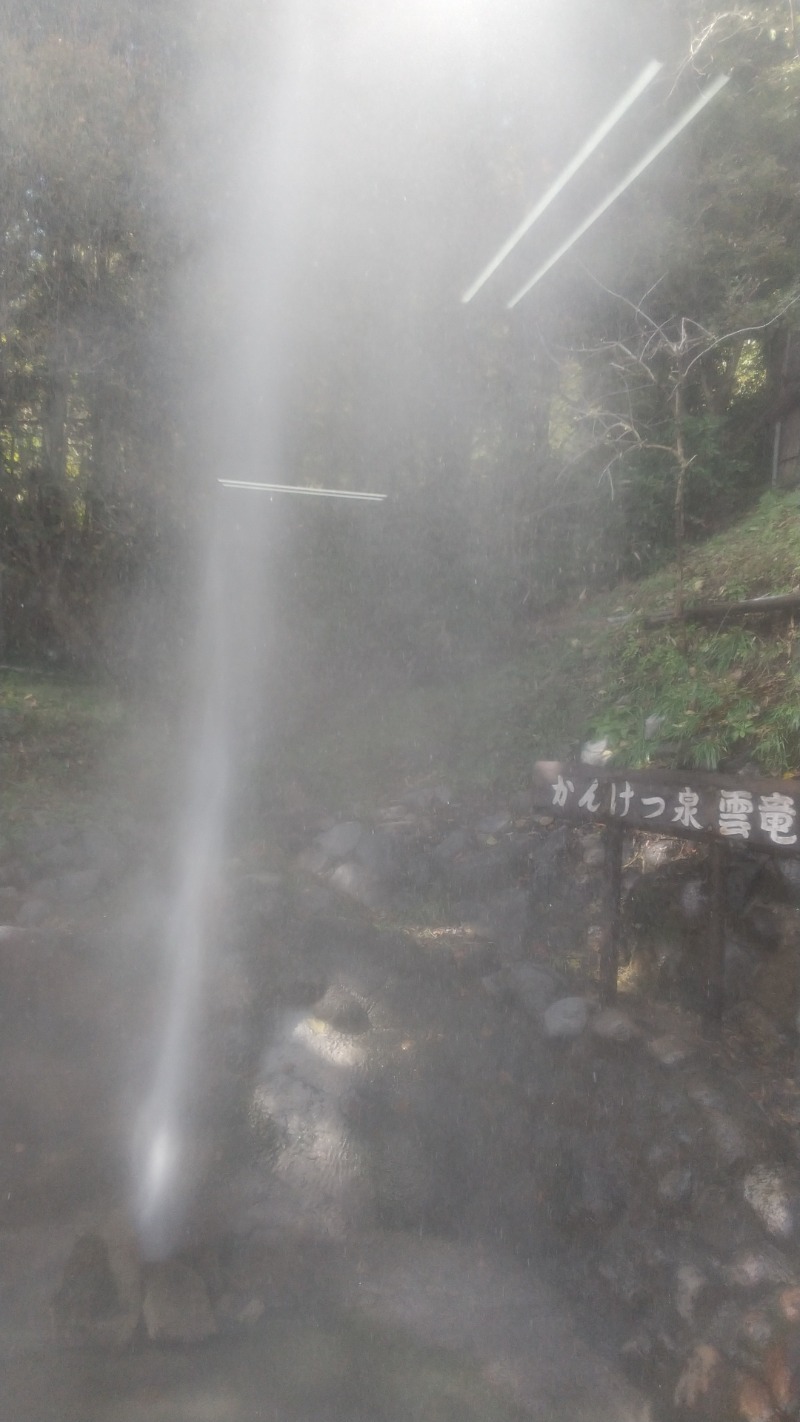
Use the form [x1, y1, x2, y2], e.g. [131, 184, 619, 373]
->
[532, 761, 800, 1019]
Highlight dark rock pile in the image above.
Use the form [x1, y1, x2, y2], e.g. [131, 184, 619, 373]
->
[2, 789, 800, 1419]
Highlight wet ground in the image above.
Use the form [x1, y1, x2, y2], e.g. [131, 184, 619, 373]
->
[3, 1235, 650, 1422]
[0, 845, 655, 1422]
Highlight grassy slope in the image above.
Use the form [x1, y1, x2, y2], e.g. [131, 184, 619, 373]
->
[3, 490, 799, 827]
[281, 490, 800, 808]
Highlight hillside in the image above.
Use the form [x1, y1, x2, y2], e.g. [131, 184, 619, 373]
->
[278, 490, 800, 809]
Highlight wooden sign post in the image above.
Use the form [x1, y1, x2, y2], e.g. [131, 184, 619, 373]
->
[532, 761, 800, 1017]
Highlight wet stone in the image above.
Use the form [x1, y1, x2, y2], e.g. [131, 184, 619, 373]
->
[674, 1264, 708, 1324]
[736, 1374, 780, 1422]
[743, 1166, 800, 1239]
[581, 833, 606, 868]
[658, 1165, 693, 1210]
[215, 1292, 266, 1331]
[312, 985, 370, 1035]
[672, 1344, 725, 1415]
[329, 860, 384, 908]
[314, 821, 364, 860]
[703, 1110, 750, 1167]
[543, 996, 591, 1039]
[475, 811, 512, 836]
[53, 1215, 141, 1349]
[708, 1300, 777, 1368]
[142, 1260, 217, 1345]
[431, 828, 470, 862]
[764, 1337, 800, 1415]
[591, 1007, 638, 1044]
[294, 843, 331, 876]
[647, 1034, 696, 1068]
[721, 1245, 795, 1291]
[476, 888, 531, 958]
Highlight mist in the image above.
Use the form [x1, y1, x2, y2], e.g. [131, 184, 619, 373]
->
[2, 1, 798, 1418]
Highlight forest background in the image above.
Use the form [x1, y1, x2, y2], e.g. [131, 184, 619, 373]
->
[1, 0, 799, 791]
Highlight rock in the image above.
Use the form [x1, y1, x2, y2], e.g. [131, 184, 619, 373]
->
[238, 1296, 265, 1325]
[53, 1213, 142, 1348]
[778, 1286, 800, 1320]
[645, 714, 666, 740]
[579, 830, 605, 864]
[314, 821, 364, 860]
[736, 1374, 778, 1422]
[597, 1243, 645, 1306]
[216, 1292, 265, 1330]
[591, 1008, 638, 1044]
[707, 1301, 776, 1367]
[401, 785, 451, 810]
[142, 1260, 217, 1344]
[673, 1343, 724, 1413]
[353, 828, 399, 879]
[680, 878, 709, 921]
[431, 829, 470, 862]
[329, 860, 384, 908]
[648, 1034, 696, 1068]
[543, 996, 591, 1039]
[675, 1264, 707, 1324]
[475, 811, 512, 836]
[476, 888, 531, 957]
[312, 985, 370, 1036]
[374, 805, 418, 828]
[294, 843, 332, 875]
[704, 1111, 750, 1167]
[764, 1337, 800, 1414]
[639, 838, 679, 869]
[581, 738, 612, 766]
[53, 1234, 119, 1332]
[723, 1247, 795, 1290]
[576, 1158, 625, 1227]
[658, 1166, 693, 1210]
[743, 904, 783, 953]
[439, 843, 528, 897]
[293, 881, 340, 916]
[234, 875, 285, 928]
[582, 839, 606, 868]
[743, 1166, 800, 1239]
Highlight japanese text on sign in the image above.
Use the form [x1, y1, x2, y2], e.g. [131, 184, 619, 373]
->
[537, 767, 799, 850]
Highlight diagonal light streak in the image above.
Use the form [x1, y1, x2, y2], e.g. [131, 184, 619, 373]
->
[461, 60, 662, 305]
[507, 73, 729, 309]
[218, 479, 387, 501]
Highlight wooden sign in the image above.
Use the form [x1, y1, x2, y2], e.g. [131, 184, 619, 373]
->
[533, 762, 800, 857]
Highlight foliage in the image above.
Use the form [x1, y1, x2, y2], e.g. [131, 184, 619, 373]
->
[588, 491, 800, 772]
[283, 491, 800, 805]
[0, 0, 798, 718]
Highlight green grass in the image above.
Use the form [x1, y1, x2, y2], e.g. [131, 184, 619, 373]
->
[277, 490, 800, 805]
[0, 668, 127, 838]
[4, 489, 799, 827]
